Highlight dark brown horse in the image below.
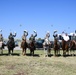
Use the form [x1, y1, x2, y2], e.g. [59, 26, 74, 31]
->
[28, 41, 35, 56]
[54, 39, 60, 56]
[70, 40, 76, 55]
[7, 40, 15, 55]
[21, 39, 28, 55]
[62, 40, 69, 56]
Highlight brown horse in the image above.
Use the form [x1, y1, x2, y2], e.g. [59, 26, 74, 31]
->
[21, 39, 35, 56]
[70, 40, 76, 55]
[54, 39, 60, 56]
[21, 40, 28, 55]
[62, 40, 69, 56]
[28, 41, 35, 56]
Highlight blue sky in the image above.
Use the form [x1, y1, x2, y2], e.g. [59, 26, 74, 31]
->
[0, 0, 76, 40]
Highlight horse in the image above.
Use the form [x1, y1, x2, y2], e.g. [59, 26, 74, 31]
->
[21, 39, 36, 56]
[21, 39, 28, 55]
[7, 40, 15, 55]
[53, 39, 60, 56]
[0, 41, 6, 54]
[28, 40, 36, 56]
[62, 40, 69, 56]
[70, 40, 76, 56]
[43, 39, 51, 57]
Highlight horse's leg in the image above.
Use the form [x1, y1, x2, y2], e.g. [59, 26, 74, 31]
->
[22, 49, 23, 55]
[0, 49, 1, 54]
[8, 49, 11, 55]
[44, 47, 46, 57]
[0, 48, 3, 54]
[63, 49, 66, 56]
[70, 48, 72, 55]
[58, 45, 60, 55]
[11, 49, 13, 54]
[30, 48, 32, 55]
[22, 48, 25, 55]
[48, 48, 51, 56]
[48, 46, 51, 55]
[63, 46, 66, 56]
[32, 49, 34, 56]
[56, 49, 58, 56]
[54, 45, 57, 56]
[58, 49, 60, 55]
[46, 47, 48, 57]
[24, 48, 26, 55]
[65, 45, 69, 55]
[73, 49, 75, 56]
[54, 49, 56, 56]
[1, 49, 3, 54]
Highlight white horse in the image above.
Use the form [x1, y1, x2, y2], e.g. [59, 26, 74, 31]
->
[0, 41, 3, 54]
[43, 38, 51, 57]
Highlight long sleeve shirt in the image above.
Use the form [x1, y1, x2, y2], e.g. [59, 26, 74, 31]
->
[22, 32, 28, 40]
[29, 32, 37, 42]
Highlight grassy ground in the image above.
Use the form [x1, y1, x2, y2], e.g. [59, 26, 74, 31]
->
[0, 49, 76, 75]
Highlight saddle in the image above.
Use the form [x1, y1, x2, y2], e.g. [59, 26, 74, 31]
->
[7, 40, 15, 48]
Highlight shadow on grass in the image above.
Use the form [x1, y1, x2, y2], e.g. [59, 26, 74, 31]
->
[26, 53, 40, 57]
[48, 54, 53, 57]
[0, 53, 20, 56]
[62, 54, 76, 57]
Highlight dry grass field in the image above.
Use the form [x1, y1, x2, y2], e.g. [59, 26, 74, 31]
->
[0, 50, 76, 75]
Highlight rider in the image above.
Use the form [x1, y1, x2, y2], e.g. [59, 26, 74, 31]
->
[21, 30, 28, 48]
[29, 30, 37, 42]
[44, 31, 50, 45]
[29, 30, 37, 49]
[0, 34, 4, 48]
[0, 34, 3, 42]
[71, 33, 76, 45]
[61, 32, 69, 42]
[53, 30, 59, 41]
[8, 32, 16, 48]
[22, 30, 28, 41]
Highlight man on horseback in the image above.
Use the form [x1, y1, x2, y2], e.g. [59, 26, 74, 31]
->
[29, 30, 37, 43]
[21, 30, 28, 46]
[53, 30, 59, 45]
[53, 30, 60, 56]
[71, 33, 76, 45]
[22, 30, 28, 42]
[62, 32, 69, 42]
[53, 30, 58, 39]
[0, 34, 4, 49]
[0, 34, 3, 42]
[61, 32, 70, 56]
[43, 31, 51, 57]
[8, 32, 16, 48]
[44, 31, 50, 45]
[21, 30, 28, 55]
[29, 30, 37, 50]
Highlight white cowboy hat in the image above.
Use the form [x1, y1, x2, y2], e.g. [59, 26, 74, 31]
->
[54, 30, 57, 32]
[47, 31, 50, 33]
[33, 30, 36, 33]
[24, 30, 27, 32]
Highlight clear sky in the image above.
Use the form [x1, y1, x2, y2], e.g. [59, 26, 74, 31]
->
[0, 0, 76, 40]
